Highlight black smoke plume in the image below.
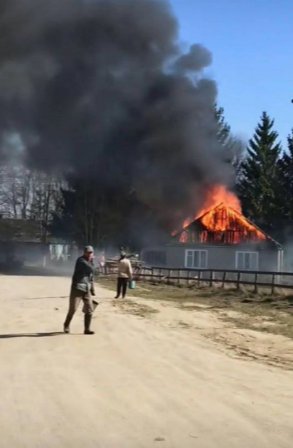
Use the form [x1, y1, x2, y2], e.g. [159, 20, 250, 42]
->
[0, 0, 234, 244]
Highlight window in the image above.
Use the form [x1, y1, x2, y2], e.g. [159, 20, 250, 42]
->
[185, 250, 208, 268]
[236, 251, 258, 271]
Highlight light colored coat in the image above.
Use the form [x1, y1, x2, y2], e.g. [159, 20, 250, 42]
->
[118, 258, 133, 278]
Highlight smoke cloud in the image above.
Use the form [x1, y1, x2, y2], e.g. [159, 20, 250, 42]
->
[0, 0, 234, 234]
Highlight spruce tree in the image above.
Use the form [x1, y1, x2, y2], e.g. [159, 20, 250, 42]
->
[215, 105, 231, 147]
[215, 105, 244, 180]
[238, 112, 282, 233]
[278, 130, 293, 233]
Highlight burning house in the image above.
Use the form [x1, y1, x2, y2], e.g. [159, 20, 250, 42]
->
[141, 186, 283, 272]
[0, 0, 284, 262]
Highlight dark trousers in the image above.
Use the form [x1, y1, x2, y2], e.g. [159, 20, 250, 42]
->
[117, 277, 128, 298]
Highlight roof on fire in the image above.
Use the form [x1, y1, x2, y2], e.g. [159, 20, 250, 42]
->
[173, 203, 281, 247]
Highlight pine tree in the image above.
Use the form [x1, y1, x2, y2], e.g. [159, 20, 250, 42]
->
[237, 112, 282, 234]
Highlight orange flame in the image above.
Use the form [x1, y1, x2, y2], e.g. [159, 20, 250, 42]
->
[182, 185, 241, 230]
[177, 185, 266, 244]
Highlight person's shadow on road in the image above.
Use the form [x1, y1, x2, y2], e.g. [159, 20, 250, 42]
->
[0, 332, 64, 339]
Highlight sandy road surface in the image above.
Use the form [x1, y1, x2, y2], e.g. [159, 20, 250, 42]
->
[0, 275, 293, 448]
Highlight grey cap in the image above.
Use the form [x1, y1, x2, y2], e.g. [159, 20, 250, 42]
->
[84, 245, 94, 253]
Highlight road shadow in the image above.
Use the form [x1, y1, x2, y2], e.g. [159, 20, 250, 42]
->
[25, 296, 68, 300]
[0, 265, 72, 277]
[0, 332, 65, 339]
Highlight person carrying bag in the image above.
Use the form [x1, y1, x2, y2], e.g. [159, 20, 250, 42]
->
[115, 252, 133, 299]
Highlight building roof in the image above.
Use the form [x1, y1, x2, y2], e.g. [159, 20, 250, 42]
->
[173, 203, 280, 247]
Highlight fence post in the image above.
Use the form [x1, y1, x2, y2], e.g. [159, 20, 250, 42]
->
[197, 270, 201, 288]
[187, 270, 190, 287]
[209, 270, 213, 287]
[236, 271, 241, 289]
[167, 269, 170, 285]
[254, 272, 258, 293]
[177, 270, 180, 287]
[222, 271, 226, 288]
[271, 273, 275, 295]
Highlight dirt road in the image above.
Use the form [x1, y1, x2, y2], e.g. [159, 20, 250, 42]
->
[0, 275, 293, 448]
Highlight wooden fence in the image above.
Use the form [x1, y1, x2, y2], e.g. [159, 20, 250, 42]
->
[104, 261, 293, 294]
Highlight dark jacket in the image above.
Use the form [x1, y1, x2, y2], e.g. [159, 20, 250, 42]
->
[71, 256, 95, 295]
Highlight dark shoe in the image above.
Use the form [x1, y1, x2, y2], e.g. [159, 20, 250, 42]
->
[84, 329, 95, 335]
[63, 325, 70, 334]
[114, 295, 120, 299]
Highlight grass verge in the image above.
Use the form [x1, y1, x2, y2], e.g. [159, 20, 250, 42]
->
[97, 275, 293, 339]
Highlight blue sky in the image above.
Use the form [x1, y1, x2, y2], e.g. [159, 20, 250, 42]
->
[170, 0, 293, 147]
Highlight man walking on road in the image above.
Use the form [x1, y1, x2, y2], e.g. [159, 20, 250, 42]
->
[115, 251, 133, 299]
[64, 246, 97, 335]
